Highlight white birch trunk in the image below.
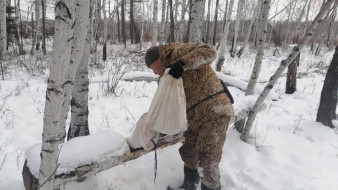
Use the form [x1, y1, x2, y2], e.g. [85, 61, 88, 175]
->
[189, 0, 205, 42]
[293, 0, 308, 43]
[215, 0, 234, 72]
[31, 0, 41, 55]
[152, 0, 158, 46]
[241, 0, 335, 142]
[68, 10, 91, 139]
[178, 0, 187, 42]
[160, 0, 166, 44]
[140, 2, 144, 49]
[283, 0, 297, 45]
[0, 0, 6, 54]
[15, 0, 24, 54]
[302, 0, 311, 38]
[237, 0, 261, 57]
[59, 0, 90, 142]
[230, 0, 245, 57]
[245, 0, 271, 95]
[38, 1, 75, 189]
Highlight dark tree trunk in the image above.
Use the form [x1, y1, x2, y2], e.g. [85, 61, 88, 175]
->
[134, 21, 141, 43]
[31, 12, 34, 42]
[130, 0, 134, 44]
[117, 6, 121, 43]
[168, 0, 175, 42]
[41, 0, 46, 55]
[285, 48, 300, 94]
[103, 42, 107, 61]
[316, 45, 338, 128]
[121, 0, 126, 47]
[212, 0, 220, 46]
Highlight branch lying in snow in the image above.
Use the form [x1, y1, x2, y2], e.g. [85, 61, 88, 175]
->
[23, 104, 265, 190]
[120, 71, 278, 100]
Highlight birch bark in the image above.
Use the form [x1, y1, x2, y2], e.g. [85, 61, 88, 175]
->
[68, 2, 92, 139]
[241, 0, 336, 142]
[189, 0, 206, 42]
[215, 0, 234, 72]
[212, 0, 220, 45]
[15, 0, 24, 54]
[160, 0, 166, 44]
[230, 0, 245, 57]
[31, 0, 41, 55]
[245, 0, 271, 95]
[237, 0, 261, 58]
[59, 0, 90, 142]
[152, 0, 158, 46]
[38, 1, 75, 189]
[0, 0, 7, 55]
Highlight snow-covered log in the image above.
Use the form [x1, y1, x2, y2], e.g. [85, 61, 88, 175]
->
[23, 102, 266, 190]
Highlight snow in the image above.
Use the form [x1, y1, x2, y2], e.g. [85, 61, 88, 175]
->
[25, 131, 129, 178]
[0, 45, 337, 190]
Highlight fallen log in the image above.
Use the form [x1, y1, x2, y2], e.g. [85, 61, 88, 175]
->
[23, 104, 266, 190]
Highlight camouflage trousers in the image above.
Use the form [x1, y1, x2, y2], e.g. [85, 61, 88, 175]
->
[179, 115, 230, 189]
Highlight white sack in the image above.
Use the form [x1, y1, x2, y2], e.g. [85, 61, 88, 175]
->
[127, 69, 187, 150]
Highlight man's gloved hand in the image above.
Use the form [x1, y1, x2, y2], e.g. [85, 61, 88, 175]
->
[169, 60, 185, 79]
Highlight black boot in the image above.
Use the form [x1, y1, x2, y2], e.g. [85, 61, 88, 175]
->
[201, 183, 221, 190]
[167, 166, 200, 190]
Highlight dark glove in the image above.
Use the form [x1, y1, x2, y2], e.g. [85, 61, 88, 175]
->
[169, 60, 185, 79]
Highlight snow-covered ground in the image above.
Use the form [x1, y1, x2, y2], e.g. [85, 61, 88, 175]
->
[0, 44, 337, 190]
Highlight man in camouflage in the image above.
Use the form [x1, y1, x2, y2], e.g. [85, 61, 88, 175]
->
[145, 42, 234, 190]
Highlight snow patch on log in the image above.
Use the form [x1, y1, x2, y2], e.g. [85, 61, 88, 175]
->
[26, 131, 129, 178]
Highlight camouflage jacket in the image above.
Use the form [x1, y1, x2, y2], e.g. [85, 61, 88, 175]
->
[158, 42, 234, 122]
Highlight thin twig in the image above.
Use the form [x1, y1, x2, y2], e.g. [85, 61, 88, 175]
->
[0, 154, 7, 171]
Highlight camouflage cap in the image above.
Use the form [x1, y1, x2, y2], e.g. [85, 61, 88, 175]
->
[145, 46, 160, 68]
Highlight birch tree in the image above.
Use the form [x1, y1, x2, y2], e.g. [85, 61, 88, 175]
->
[230, 0, 245, 57]
[235, 0, 271, 133]
[152, 0, 158, 46]
[301, 0, 312, 38]
[292, 0, 308, 43]
[177, 0, 187, 42]
[42, 0, 47, 55]
[241, 0, 336, 142]
[212, 0, 220, 45]
[246, 0, 271, 95]
[315, 7, 335, 56]
[31, 0, 41, 55]
[160, 0, 166, 44]
[216, 0, 234, 72]
[168, 0, 175, 42]
[237, 0, 261, 58]
[130, 0, 134, 44]
[38, 1, 90, 189]
[0, 0, 6, 55]
[205, 0, 211, 44]
[15, 0, 24, 54]
[38, 1, 75, 189]
[68, 0, 93, 140]
[121, 0, 126, 47]
[188, 0, 205, 42]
